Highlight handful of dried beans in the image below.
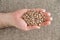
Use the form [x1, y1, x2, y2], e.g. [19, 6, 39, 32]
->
[22, 10, 47, 26]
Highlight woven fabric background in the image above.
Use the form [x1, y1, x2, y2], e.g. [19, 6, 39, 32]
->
[0, 0, 60, 40]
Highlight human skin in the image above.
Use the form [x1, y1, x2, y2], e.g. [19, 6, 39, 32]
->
[0, 9, 52, 31]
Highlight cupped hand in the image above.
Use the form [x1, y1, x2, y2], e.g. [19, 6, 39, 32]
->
[12, 8, 52, 31]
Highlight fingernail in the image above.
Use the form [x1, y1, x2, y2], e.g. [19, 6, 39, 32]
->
[37, 26, 40, 29]
[48, 12, 51, 16]
[42, 9, 46, 12]
[50, 17, 53, 21]
[48, 21, 51, 25]
[25, 28, 29, 31]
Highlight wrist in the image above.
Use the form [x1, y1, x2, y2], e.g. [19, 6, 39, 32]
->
[0, 13, 15, 28]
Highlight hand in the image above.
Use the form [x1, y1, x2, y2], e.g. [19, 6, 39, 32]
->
[12, 8, 52, 31]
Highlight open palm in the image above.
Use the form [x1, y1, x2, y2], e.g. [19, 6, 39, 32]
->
[12, 8, 52, 31]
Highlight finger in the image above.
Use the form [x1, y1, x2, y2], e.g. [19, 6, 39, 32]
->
[41, 12, 51, 17]
[41, 21, 51, 26]
[36, 8, 46, 12]
[26, 26, 40, 30]
[44, 17, 53, 21]
[32, 8, 46, 12]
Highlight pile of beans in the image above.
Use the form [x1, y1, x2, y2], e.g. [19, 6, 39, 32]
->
[22, 10, 45, 26]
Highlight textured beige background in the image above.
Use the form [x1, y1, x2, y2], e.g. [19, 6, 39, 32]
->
[0, 0, 60, 40]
